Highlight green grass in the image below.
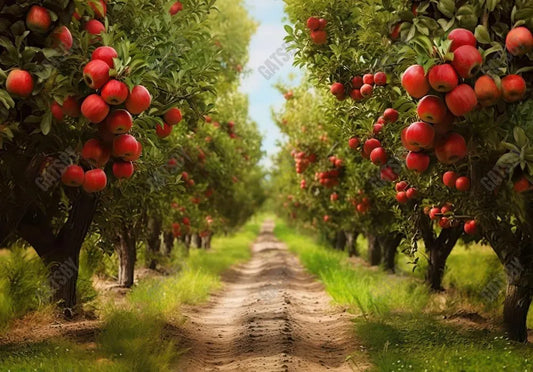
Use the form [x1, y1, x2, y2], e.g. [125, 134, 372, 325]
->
[274, 219, 533, 371]
[0, 219, 259, 372]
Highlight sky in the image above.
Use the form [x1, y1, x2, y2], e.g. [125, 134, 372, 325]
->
[241, 0, 301, 170]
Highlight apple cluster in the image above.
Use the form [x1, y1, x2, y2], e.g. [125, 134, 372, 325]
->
[291, 150, 317, 174]
[330, 71, 387, 101]
[394, 181, 418, 204]
[350, 191, 370, 214]
[306, 17, 328, 45]
[315, 169, 340, 188]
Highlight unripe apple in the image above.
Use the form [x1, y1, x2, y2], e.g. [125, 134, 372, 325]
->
[26, 5, 51, 33]
[51, 101, 64, 121]
[374, 72, 387, 86]
[101, 80, 129, 105]
[455, 176, 470, 191]
[474, 75, 501, 107]
[505, 27, 533, 56]
[81, 94, 109, 123]
[370, 147, 387, 165]
[405, 121, 435, 150]
[310, 30, 327, 44]
[169, 1, 183, 15]
[442, 171, 458, 188]
[125, 85, 151, 114]
[401, 65, 429, 98]
[306, 17, 320, 31]
[452, 45, 482, 78]
[106, 110, 133, 134]
[417, 95, 447, 124]
[85, 19, 105, 35]
[113, 161, 134, 179]
[501, 74, 526, 103]
[6, 69, 33, 98]
[406, 151, 430, 173]
[447, 28, 476, 52]
[83, 60, 110, 89]
[62, 96, 81, 117]
[51, 26, 73, 50]
[445, 84, 477, 116]
[435, 132, 467, 164]
[351, 76, 363, 89]
[91, 46, 118, 68]
[383, 108, 399, 123]
[113, 134, 139, 158]
[363, 74, 374, 85]
[164, 108, 183, 125]
[156, 123, 173, 138]
[428, 64, 458, 92]
[83, 169, 107, 193]
[360, 84, 373, 97]
[61, 165, 85, 187]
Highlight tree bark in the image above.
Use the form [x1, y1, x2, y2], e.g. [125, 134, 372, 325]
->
[193, 233, 202, 249]
[162, 231, 174, 256]
[145, 216, 162, 269]
[116, 228, 136, 288]
[335, 230, 347, 251]
[17, 192, 98, 311]
[202, 233, 212, 250]
[382, 234, 402, 273]
[345, 231, 359, 257]
[367, 235, 381, 266]
[503, 281, 531, 342]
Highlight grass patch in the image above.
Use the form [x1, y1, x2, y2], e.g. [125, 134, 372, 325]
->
[274, 219, 533, 371]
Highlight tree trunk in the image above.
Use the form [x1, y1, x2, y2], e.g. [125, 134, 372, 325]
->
[424, 227, 462, 291]
[184, 234, 191, 249]
[193, 234, 202, 249]
[145, 216, 162, 269]
[367, 235, 381, 266]
[382, 234, 402, 273]
[503, 281, 531, 342]
[202, 233, 212, 250]
[17, 192, 98, 311]
[345, 231, 359, 257]
[335, 230, 347, 251]
[162, 232, 174, 256]
[116, 228, 136, 288]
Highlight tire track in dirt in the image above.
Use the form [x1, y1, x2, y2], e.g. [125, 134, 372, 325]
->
[177, 221, 369, 371]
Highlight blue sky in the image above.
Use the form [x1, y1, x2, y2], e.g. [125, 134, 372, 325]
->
[241, 0, 301, 169]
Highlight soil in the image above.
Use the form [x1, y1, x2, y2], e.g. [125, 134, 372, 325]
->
[177, 221, 369, 371]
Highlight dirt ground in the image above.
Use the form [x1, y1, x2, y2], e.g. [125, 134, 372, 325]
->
[177, 221, 369, 371]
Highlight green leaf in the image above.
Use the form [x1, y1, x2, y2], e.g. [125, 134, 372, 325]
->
[474, 25, 491, 44]
[513, 127, 528, 147]
[486, 0, 500, 12]
[437, 0, 455, 18]
[40, 112, 52, 135]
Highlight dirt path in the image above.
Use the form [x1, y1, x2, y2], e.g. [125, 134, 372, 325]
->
[178, 221, 367, 371]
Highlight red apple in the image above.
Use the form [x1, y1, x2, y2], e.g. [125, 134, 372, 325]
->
[474, 75, 501, 107]
[330, 192, 339, 202]
[417, 95, 447, 124]
[51, 101, 64, 121]
[439, 217, 451, 229]
[360, 84, 373, 97]
[83, 169, 107, 193]
[85, 19, 105, 35]
[51, 26, 73, 50]
[61, 165, 85, 187]
[113, 134, 139, 158]
[156, 123, 173, 138]
[380, 166, 398, 182]
[125, 85, 151, 114]
[350, 89, 363, 101]
[429, 207, 441, 220]
[169, 1, 183, 15]
[113, 161, 134, 179]
[370, 147, 387, 165]
[434, 111, 454, 136]
[401, 127, 422, 152]
[164, 108, 183, 125]
[455, 176, 470, 191]
[514, 176, 530, 193]
[310, 30, 327, 44]
[81, 139, 106, 166]
[323, 215, 330, 223]
[83, 59, 110, 89]
[352, 76, 363, 89]
[363, 74, 374, 85]
[81, 94, 109, 123]
[26, 5, 51, 33]
[405, 121, 435, 150]
[123, 141, 142, 161]
[363, 138, 381, 155]
[396, 191, 408, 204]
[406, 188, 418, 199]
[464, 220, 477, 235]
[402, 65, 429, 98]
[62, 96, 81, 117]
[348, 137, 360, 149]
[448, 28, 476, 52]
[91, 46, 118, 68]
[374, 72, 387, 86]
[101, 80, 129, 105]
[89, 0, 107, 18]
[501, 74, 526, 103]
[106, 109, 133, 134]
[428, 64, 458, 92]
[452, 45, 482, 78]
[330, 82, 345, 96]
[442, 171, 458, 188]
[505, 27, 533, 56]
[406, 151, 430, 173]
[318, 18, 327, 30]
[373, 123, 383, 134]
[6, 69, 33, 98]
[395, 181, 408, 192]
[435, 132, 467, 164]
[306, 17, 320, 30]
[445, 84, 477, 116]
[383, 108, 399, 123]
